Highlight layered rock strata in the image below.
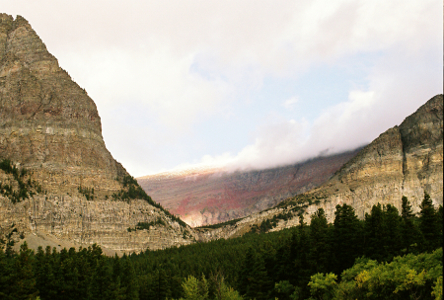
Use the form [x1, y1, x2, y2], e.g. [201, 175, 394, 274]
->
[0, 14, 194, 253]
[0, 14, 124, 196]
[197, 95, 443, 240]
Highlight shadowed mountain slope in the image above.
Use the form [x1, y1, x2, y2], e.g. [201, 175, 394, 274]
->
[138, 150, 360, 227]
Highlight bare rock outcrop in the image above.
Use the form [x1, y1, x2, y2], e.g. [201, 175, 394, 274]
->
[198, 94, 443, 240]
[0, 14, 195, 253]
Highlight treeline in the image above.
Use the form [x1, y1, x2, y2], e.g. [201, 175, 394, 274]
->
[0, 194, 442, 300]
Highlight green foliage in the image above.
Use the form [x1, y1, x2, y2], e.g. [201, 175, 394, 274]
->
[0, 158, 42, 204]
[251, 212, 295, 233]
[419, 192, 441, 252]
[332, 204, 363, 274]
[307, 273, 338, 300]
[127, 217, 166, 232]
[9, 242, 39, 299]
[363, 203, 402, 261]
[0, 199, 441, 300]
[180, 275, 209, 300]
[197, 217, 245, 230]
[113, 175, 188, 228]
[212, 273, 243, 300]
[331, 248, 442, 300]
[78, 186, 95, 200]
[432, 276, 443, 300]
[112, 175, 153, 202]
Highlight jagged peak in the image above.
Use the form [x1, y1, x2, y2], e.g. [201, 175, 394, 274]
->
[12, 15, 30, 29]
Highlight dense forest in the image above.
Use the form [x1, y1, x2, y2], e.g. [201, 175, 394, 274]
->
[0, 194, 442, 300]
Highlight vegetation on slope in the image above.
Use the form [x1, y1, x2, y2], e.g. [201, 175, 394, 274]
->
[0, 193, 441, 299]
[113, 175, 188, 228]
[0, 158, 43, 203]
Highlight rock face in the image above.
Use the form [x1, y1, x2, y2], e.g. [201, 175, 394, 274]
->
[138, 150, 360, 227]
[197, 95, 443, 240]
[0, 14, 195, 253]
[0, 14, 125, 196]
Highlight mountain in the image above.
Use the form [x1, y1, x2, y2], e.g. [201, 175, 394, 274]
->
[0, 14, 195, 253]
[137, 150, 360, 227]
[196, 94, 443, 240]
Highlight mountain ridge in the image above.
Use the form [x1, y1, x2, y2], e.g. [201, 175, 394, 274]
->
[138, 149, 361, 227]
[195, 94, 443, 240]
[0, 14, 195, 254]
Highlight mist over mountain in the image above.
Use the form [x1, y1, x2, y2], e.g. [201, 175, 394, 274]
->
[138, 150, 360, 227]
[197, 94, 443, 240]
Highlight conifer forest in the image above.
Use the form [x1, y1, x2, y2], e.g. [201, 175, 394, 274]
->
[0, 194, 442, 300]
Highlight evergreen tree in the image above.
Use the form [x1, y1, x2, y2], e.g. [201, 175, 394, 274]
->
[152, 268, 171, 300]
[8, 242, 38, 300]
[294, 214, 313, 299]
[332, 204, 362, 274]
[0, 248, 12, 299]
[363, 204, 386, 260]
[400, 196, 421, 253]
[309, 208, 330, 274]
[419, 192, 439, 251]
[383, 204, 402, 259]
[34, 246, 57, 299]
[438, 205, 443, 249]
[238, 247, 271, 300]
[180, 275, 208, 300]
[89, 257, 114, 300]
[120, 258, 139, 300]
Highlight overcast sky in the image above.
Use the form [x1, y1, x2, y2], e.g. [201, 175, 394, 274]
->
[2, 1, 442, 177]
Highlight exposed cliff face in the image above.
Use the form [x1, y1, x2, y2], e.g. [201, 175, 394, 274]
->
[198, 95, 443, 241]
[137, 150, 360, 227]
[0, 14, 125, 196]
[0, 14, 195, 253]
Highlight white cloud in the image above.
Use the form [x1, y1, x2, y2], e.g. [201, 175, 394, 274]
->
[282, 96, 299, 110]
[198, 41, 442, 173]
[1, 0, 441, 176]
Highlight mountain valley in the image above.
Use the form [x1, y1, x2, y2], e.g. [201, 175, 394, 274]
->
[0, 13, 442, 256]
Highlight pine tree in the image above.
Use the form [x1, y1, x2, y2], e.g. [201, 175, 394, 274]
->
[310, 208, 331, 274]
[364, 203, 386, 260]
[181, 275, 208, 300]
[332, 204, 362, 273]
[0, 248, 12, 299]
[89, 257, 114, 300]
[383, 204, 402, 259]
[419, 192, 439, 252]
[153, 268, 170, 300]
[34, 246, 57, 299]
[400, 196, 421, 253]
[9, 242, 39, 300]
[238, 247, 271, 300]
[120, 258, 139, 300]
[294, 214, 313, 299]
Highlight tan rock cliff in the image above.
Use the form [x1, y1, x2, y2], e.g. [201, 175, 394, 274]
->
[198, 94, 443, 240]
[0, 14, 195, 253]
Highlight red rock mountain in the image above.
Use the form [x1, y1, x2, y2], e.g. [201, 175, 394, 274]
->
[137, 150, 360, 227]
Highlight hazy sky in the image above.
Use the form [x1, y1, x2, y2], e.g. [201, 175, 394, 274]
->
[2, 1, 442, 177]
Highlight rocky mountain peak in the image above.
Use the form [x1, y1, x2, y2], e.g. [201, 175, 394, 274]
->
[0, 14, 121, 195]
[0, 14, 194, 253]
[399, 94, 443, 151]
[195, 95, 443, 240]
